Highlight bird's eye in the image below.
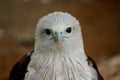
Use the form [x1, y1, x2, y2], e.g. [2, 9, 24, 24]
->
[66, 27, 72, 33]
[45, 29, 51, 35]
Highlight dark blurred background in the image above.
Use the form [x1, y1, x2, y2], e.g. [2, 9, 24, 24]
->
[0, 0, 120, 80]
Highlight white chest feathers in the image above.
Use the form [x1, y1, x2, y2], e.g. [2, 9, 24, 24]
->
[24, 54, 98, 80]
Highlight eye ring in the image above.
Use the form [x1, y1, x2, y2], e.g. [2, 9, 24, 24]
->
[66, 27, 72, 33]
[45, 29, 51, 35]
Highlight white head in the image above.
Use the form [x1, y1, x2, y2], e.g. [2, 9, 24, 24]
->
[35, 11, 84, 55]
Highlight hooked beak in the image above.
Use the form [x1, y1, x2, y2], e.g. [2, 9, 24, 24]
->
[54, 32, 63, 41]
[53, 32, 63, 44]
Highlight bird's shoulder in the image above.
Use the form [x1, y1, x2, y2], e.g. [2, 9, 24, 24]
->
[9, 50, 33, 80]
[87, 56, 104, 80]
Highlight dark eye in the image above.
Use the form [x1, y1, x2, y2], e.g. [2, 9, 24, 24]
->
[66, 27, 72, 33]
[45, 29, 51, 35]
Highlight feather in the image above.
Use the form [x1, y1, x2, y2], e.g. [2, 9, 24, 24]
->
[9, 51, 33, 80]
[87, 56, 104, 80]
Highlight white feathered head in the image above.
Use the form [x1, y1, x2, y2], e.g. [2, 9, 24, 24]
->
[35, 11, 84, 55]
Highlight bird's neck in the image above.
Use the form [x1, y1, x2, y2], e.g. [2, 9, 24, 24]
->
[25, 46, 91, 80]
[34, 35, 86, 58]
[34, 41, 87, 60]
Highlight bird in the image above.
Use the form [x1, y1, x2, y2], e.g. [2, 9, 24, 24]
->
[9, 11, 104, 80]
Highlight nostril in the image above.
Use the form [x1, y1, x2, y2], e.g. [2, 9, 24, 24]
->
[54, 32, 62, 35]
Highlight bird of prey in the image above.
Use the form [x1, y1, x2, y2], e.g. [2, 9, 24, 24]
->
[9, 11, 104, 80]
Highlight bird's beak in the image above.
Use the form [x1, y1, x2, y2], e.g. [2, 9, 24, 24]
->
[53, 31, 63, 44]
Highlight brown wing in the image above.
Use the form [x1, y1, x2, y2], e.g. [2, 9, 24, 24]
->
[87, 56, 104, 80]
[9, 51, 33, 80]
